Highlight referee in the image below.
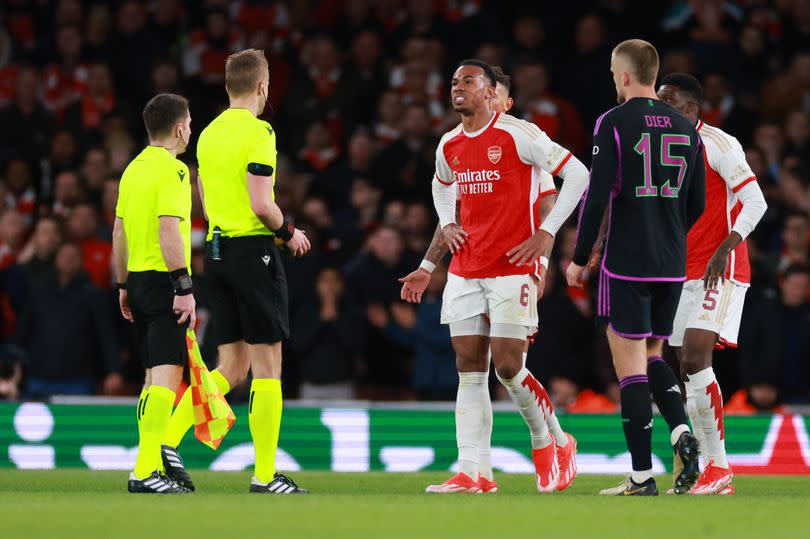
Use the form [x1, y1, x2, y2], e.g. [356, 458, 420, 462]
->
[113, 93, 195, 494]
[196, 49, 310, 494]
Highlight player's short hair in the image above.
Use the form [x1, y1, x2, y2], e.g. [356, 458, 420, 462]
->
[457, 59, 497, 87]
[225, 49, 269, 97]
[492, 66, 511, 92]
[142, 93, 189, 139]
[660, 72, 704, 104]
[613, 39, 659, 86]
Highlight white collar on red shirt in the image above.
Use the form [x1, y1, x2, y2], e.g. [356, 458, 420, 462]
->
[462, 111, 498, 138]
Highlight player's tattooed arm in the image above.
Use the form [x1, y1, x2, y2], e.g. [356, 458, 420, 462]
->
[399, 206, 458, 303]
[425, 223, 450, 264]
[425, 203, 459, 264]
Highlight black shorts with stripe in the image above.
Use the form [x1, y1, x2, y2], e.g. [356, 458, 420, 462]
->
[205, 235, 289, 345]
[597, 271, 684, 339]
[127, 271, 187, 368]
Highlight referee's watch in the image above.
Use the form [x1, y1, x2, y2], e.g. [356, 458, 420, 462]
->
[169, 268, 193, 296]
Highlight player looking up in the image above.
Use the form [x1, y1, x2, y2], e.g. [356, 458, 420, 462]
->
[401, 66, 577, 494]
[423, 59, 589, 494]
[114, 93, 194, 494]
[655, 73, 767, 495]
[569, 40, 706, 496]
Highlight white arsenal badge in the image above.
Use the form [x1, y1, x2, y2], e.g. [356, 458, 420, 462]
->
[487, 146, 502, 164]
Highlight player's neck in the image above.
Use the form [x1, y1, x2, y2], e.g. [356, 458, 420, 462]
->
[228, 97, 260, 117]
[149, 140, 179, 158]
[461, 109, 495, 133]
[622, 85, 658, 102]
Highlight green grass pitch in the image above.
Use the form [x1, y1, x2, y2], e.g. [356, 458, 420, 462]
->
[1, 471, 808, 538]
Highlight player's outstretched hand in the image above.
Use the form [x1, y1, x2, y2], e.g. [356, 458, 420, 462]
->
[703, 248, 729, 291]
[173, 293, 197, 327]
[119, 289, 133, 322]
[441, 223, 468, 253]
[286, 228, 311, 257]
[508, 229, 553, 266]
[566, 261, 586, 288]
[398, 268, 431, 303]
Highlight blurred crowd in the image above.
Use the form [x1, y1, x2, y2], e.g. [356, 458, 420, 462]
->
[0, 0, 808, 411]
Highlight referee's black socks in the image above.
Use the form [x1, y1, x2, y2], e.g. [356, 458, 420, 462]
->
[647, 355, 690, 445]
[620, 375, 654, 480]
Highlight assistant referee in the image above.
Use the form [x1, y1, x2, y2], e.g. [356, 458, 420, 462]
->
[113, 93, 195, 494]
[196, 49, 310, 494]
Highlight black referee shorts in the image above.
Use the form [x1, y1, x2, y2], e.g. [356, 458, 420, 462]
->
[205, 235, 289, 345]
[127, 271, 187, 368]
[597, 272, 684, 339]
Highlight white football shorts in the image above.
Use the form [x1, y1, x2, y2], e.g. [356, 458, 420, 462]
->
[668, 279, 747, 348]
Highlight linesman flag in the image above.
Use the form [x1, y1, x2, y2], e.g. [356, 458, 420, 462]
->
[186, 329, 235, 450]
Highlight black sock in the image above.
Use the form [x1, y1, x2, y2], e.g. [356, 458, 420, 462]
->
[620, 375, 653, 472]
[647, 355, 688, 434]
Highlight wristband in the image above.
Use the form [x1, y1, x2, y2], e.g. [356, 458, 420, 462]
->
[539, 256, 549, 270]
[419, 259, 436, 273]
[169, 268, 193, 296]
[273, 217, 295, 242]
[115, 282, 127, 291]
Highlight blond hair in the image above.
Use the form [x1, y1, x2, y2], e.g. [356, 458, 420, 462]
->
[613, 39, 659, 86]
[225, 49, 269, 97]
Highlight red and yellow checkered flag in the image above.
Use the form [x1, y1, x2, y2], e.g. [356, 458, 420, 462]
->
[186, 329, 235, 450]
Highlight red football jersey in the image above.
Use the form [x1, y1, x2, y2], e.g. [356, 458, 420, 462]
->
[435, 113, 570, 279]
[686, 121, 757, 285]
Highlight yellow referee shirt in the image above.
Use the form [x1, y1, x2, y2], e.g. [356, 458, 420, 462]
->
[196, 108, 277, 241]
[116, 145, 192, 272]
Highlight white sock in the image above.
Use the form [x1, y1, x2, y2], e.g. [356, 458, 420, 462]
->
[683, 381, 706, 453]
[688, 368, 728, 469]
[497, 367, 552, 450]
[456, 372, 487, 478]
[670, 423, 691, 447]
[522, 352, 567, 446]
[631, 469, 653, 484]
[478, 373, 493, 482]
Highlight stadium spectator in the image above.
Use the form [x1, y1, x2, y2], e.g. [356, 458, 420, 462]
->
[761, 51, 810, 121]
[311, 129, 377, 212]
[41, 23, 87, 118]
[559, 13, 615, 129]
[739, 265, 810, 405]
[0, 209, 25, 270]
[16, 216, 62, 291]
[0, 66, 51, 166]
[67, 203, 111, 289]
[345, 225, 416, 395]
[290, 267, 362, 399]
[372, 262, 455, 400]
[512, 60, 587, 157]
[2, 159, 36, 229]
[701, 72, 755, 145]
[369, 103, 435, 204]
[52, 170, 84, 218]
[109, 0, 162, 105]
[13, 242, 122, 398]
[83, 3, 112, 62]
